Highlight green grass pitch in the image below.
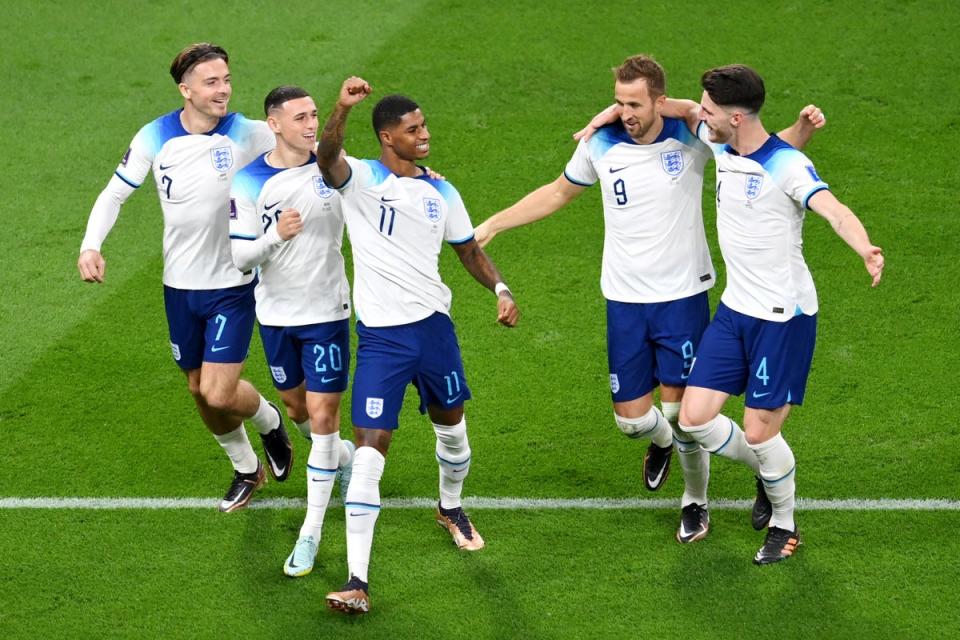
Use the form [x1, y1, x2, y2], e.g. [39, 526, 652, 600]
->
[1, 1, 959, 637]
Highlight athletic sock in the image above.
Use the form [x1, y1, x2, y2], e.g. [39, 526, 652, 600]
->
[295, 419, 312, 441]
[250, 395, 281, 435]
[615, 406, 673, 448]
[299, 432, 340, 540]
[433, 418, 471, 510]
[338, 439, 354, 467]
[213, 425, 259, 474]
[344, 446, 385, 583]
[748, 433, 797, 531]
[680, 414, 760, 474]
[671, 422, 710, 507]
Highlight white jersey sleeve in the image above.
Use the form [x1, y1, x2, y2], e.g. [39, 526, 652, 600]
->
[229, 166, 283, 272]
[563, 139, 598, 186]
[438, 181, 474, 243]
[765, 149, 830, 209]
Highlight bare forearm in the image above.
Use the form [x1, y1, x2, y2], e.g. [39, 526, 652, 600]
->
[456, 241, 506, 291]
[318, 103, 351, 169]
[487, 180, 576, 235]
[832, 208, 874, 257]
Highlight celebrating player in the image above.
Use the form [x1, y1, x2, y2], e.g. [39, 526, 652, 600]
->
[229, 86, 356, 576]
[477, 55, 824, 543]
[77, 43, 292, 513]
[317, 76, 519, 614]
[667, 64, 882, 563]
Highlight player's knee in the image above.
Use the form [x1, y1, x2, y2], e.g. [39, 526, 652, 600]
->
[678, 405, 714, 431]
[615, 408, 658, 439]
[199, 382, 236, 413]
[309, 411, 338, 434]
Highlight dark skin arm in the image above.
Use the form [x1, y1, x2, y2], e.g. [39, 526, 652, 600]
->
[317, 76, 372, 188]
[450, 239, 520, 327]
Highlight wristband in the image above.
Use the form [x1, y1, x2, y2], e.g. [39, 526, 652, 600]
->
[494, 282, 511, 296]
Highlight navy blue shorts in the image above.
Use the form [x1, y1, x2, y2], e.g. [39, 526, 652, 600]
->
[606, 292, 710, 402]
[259, 319, 350, 393]
[351, 312, 471, 429]
[687, 302, 817, 409]
[162, 279, 257, 370]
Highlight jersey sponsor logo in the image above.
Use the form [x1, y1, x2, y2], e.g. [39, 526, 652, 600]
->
[660, 150, 684, 176]
[313, 176, 334, 199]
[229, 198, 238, 220]
[805, 165, 822, 182]
[170, 342, 181, 361]
[609, 373, 620, 394]
[210, 146, 234, 173]
[121, 148, 131, 167]
[423, 197, 441, 222]
[745, 174, 764, 199]
[271, 366, 287, 384]
[365, 397, 384, 419]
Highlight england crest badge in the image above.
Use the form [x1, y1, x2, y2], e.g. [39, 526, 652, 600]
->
[365, 397, 384, 419]
[609, 373, 620, 394]
[423, 197, 441, 222]
[270, 366, 287, 384]
[210, 146, 234, 173]
[660, 150, 683, 176]
[314, 176, 334, 199]
[745, 174, 764, 199]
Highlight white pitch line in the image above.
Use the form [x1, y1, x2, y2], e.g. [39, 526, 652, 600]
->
[0, 497, 958, 510]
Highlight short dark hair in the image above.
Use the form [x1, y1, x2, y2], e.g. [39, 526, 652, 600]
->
[700, 64, 766, 113]
[263, 85, 311, 116]
[613, 54, 666, 98]
[170, 43, 229, 84]
[372, 94, 420, 136]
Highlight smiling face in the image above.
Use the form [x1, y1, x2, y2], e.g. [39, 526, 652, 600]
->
[698, 90, 737, 144]
[268, 96, 318, 155]
[179, 58, 232, 118]
[380, 108, 430, 161]
[615, 78, 664, 142]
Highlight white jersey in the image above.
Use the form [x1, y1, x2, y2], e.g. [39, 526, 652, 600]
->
[100, 109, 274, 289]
[564, 117, 715, 303]
[698, 123, 830, 321]
[335, 157, 475, 327]
[229, 153, 351, 327]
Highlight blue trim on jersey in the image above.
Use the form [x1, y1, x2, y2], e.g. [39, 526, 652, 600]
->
[653, 116, 689, 145]
[418, 173, 461, 204]
[229, 233, 257, 240]
[331, 164, 353, 190]
[741, 133, 793, 165]
[114, 171, 140, 188]
[588, 121, 633, 161]
[233, 152, 284, 203]
[447, 234, 474, 245]
[563, 170, 593, 187]
[802, 185, 831, 210]
[363, 159, 393, 186]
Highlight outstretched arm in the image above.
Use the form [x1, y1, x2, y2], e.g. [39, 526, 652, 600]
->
[808, 190, 884, 287]
[450, 240, 520, 327]
[778, 105, 826, 150]
[317, 76, 372, 188]
[474, 175, 585, 247]
[573, 97, 701, 142]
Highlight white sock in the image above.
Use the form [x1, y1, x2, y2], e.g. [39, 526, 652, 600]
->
[213, 425, 259, 474]
[299, 432, 340, 540]
[681, 415, 760, 474]
[295, 419, 312, 441]
[339, 438, 354, 467]
[615, 406, 673, 448]
[748, 434, 796, 531]
[344, 446, 385, 583]
[671, 422, 710, 507]
[434, 418, 471, 510]
[250, 395, 280, 435]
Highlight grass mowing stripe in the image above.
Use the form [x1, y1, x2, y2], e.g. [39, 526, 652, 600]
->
[2, 496, 958, 510]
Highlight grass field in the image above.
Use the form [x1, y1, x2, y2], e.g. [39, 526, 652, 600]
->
[2, 1, 959, 638]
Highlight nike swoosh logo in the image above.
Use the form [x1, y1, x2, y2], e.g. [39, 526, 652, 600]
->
[446, 394, 462, 405]
[752, 391, 771, 398]
[311, 477, 331, 483]
[288, 557, 299, 568]
[321, 376, 339, 383]
[269, 458, 287, 477]
[608, 166, 628, 173]
[264, 200, 281, 210]
[649, 466, 667, 486]
[159, 163, 174, 170]
[380, 196, 400, 202]
[349, 512, 370, 517]
[210, 345, 230, 352]
[452, 467, 467, 473]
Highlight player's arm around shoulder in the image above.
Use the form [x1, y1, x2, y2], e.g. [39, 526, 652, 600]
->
[317, 77, 371, 189]
[450, 240, 520, 327]
[661, 98, 701, 135]
[474, 175, 585, 248]
[808, 190, 884, 287]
